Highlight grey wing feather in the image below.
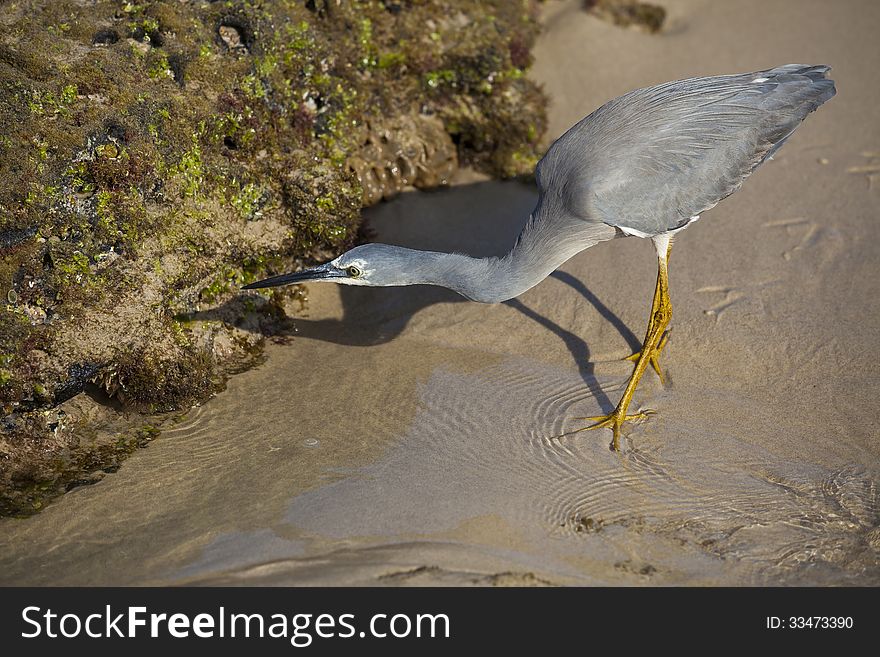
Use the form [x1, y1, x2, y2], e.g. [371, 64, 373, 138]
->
[535, 64, 836, 236]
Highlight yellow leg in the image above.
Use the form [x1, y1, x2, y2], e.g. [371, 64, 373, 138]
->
[624, 278, 669, 380]
[578, 239, 673, 450]
[624, 241, 672, 380]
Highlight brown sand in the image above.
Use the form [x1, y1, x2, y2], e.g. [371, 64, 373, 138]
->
[1, 0, 878, 586]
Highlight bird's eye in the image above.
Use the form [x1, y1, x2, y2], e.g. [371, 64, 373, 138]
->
[347, 265, 363, 278]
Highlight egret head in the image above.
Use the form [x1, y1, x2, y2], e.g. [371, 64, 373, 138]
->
[241, 243, 436, 290]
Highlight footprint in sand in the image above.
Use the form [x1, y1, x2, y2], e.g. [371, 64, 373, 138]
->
[761, 216, 844, 264]
[847, 151, 880, 189]
[761, 217, 822, 261]
[697, 285, 745, 321]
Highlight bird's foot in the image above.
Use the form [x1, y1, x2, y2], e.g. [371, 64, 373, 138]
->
[624, 332, 669, 382]
[575, 409, 655, 451]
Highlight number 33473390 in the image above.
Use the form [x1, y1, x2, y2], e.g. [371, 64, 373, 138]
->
[766, 617, 853, 629]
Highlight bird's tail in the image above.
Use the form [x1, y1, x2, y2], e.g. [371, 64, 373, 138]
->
[752, 64, 836, 164]
[760, 64, 837, 109]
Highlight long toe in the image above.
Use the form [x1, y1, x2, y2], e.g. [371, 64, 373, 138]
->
[624, 333, 669, 380]
[623, 352, 665, 381]
[579, 410, 653, 427]
[573, 409, 655, 449]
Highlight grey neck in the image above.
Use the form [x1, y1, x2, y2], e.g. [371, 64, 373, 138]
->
[412, 211, 613, 303]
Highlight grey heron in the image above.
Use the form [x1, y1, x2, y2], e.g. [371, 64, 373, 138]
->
[244, 64, 836, 449]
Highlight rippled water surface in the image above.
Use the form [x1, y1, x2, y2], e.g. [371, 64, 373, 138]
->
[177, 358, 879, 586]
[1, 174, 876, 586]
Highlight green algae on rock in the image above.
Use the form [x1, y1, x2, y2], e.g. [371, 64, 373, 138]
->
[0, 0, 547, 516]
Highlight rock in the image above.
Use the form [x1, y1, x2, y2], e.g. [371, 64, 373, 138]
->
[584, 0, 667, 33]
[0, 0, 547, 516]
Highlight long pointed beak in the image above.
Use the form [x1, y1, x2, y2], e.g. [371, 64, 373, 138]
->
[241, 262, 345, 290]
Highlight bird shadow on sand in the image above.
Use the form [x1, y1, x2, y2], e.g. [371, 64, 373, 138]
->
[202, 180, 642, 411]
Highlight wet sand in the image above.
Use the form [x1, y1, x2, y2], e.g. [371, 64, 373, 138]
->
[1, 0, 879, 585]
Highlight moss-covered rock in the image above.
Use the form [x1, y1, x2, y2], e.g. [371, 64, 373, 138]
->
[0, 0, 547, 516]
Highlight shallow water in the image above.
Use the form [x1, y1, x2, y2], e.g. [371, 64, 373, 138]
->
[1, 177, 877, 586]
[178, 358, 879, 587]
[2, 0, 880, 586]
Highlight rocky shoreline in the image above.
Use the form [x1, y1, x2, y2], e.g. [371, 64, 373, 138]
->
[0, 0, 548, 516]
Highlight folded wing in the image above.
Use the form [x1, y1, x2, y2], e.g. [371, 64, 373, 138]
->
[535, 64, 836, 237]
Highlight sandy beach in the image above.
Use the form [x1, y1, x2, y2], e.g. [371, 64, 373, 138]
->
[1, 0, 878, 585]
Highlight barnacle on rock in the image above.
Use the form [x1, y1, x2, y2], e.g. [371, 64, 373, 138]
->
[347, 115, 458, 205]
